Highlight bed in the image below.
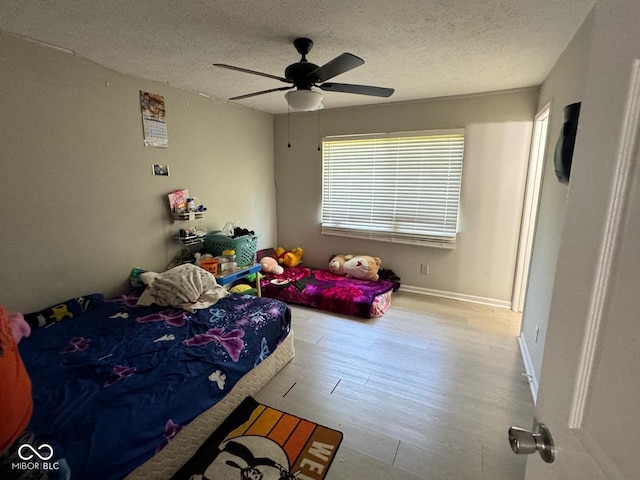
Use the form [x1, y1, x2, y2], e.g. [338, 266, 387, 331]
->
[18, 289, 293, 480]
[260, 266, 394, 318]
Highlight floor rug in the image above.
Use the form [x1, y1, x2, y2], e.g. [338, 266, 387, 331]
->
[170, 396, 343, 480]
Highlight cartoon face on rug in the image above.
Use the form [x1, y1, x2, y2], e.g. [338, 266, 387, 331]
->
[194, 435, 294, 480]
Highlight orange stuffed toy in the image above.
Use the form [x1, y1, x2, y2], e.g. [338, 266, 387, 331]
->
[275, 247, 303, 268]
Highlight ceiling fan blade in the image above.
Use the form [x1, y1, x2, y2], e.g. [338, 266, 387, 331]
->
[213, 64, 292, 83]
[307, 53, 364, 83]
[229, 86, 292, 100]
[319, 82, 394, 97]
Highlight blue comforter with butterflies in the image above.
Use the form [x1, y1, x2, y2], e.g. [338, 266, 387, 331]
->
[19, 291, 291, 480]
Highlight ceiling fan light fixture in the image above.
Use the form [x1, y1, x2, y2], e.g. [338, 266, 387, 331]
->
[285, 89, 323, 111]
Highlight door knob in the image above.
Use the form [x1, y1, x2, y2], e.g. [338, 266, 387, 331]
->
[508, 423, 555, 463]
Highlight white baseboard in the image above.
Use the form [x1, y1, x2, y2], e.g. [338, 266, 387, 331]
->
[399, 284, 512, 309]
[518, 332, 539, 404]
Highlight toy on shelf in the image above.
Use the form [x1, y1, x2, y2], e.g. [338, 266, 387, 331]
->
[329, 254, 382, 281]
[168, 189, 207, 222]
[194, 252, 218, 274]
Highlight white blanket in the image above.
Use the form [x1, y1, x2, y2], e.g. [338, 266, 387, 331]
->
[137, 264, 229, 312]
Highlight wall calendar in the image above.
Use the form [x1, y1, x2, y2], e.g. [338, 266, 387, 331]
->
[140, 91, 167, 148]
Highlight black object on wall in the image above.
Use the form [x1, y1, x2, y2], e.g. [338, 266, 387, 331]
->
[554, 102, 581, 184]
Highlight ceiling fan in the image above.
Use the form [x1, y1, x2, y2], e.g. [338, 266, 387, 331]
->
[214, 37, 394, 111]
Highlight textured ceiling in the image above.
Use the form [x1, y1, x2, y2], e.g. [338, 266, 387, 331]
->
[0, 0, 597, 114]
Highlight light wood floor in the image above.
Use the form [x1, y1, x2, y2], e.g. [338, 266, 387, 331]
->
[255, 291, 535, 479]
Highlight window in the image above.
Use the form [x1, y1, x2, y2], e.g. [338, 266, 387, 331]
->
[321, 130, 465, 248]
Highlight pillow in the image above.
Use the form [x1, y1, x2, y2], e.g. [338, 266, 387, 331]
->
[24, 293, 105, 329]
[256, 248, 277, 261]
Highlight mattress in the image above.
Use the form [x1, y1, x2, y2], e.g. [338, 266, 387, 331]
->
[19, 291, 292, 480]
[125, 330, 294, 479]
[260, 266, 394, 318]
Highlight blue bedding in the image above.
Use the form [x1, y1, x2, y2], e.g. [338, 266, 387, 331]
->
[19, 291, 291, 480]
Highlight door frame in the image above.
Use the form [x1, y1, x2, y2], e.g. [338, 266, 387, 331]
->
[512, 103, 551, 312]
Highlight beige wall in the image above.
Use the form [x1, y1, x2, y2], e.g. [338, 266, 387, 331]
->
[274, 90, 538, 306]
[519, 12, 594, 391]
[0, 33, 276, 312]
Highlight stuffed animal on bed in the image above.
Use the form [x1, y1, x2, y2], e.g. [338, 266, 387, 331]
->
[329, 254, 382, 281]
[275, 247, 304, 268]
[260, 256, 284, 275]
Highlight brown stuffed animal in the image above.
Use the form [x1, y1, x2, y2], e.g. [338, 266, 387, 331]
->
[329, 254, 382, 281]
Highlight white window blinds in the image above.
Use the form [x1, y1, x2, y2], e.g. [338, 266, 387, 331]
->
[321, 130, 465, 248]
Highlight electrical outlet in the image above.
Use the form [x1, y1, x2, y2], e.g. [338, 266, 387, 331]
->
[420, 263, 430, 275]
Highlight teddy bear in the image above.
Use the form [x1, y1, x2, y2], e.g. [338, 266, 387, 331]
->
[275, 247, 304, 268]
[260, 256, 284, 275]
[329, 254, 382, 281]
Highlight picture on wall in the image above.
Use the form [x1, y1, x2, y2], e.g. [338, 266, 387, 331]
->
[152, 164, 170, 176]
[140, 91, 168, 148]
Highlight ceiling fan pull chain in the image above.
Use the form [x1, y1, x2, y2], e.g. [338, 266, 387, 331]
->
[287, 103, 291, 148]
[317, 110, 321, 151]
